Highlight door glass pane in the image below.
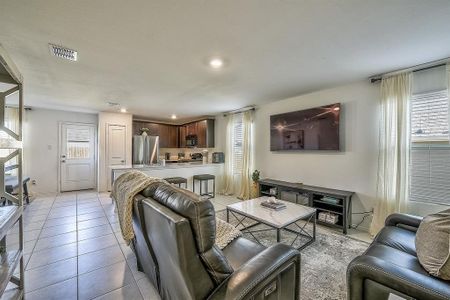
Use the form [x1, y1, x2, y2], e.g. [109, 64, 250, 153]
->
[67, 127, 90, 159]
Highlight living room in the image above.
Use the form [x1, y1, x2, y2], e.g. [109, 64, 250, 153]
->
[0, 1, 449, 300]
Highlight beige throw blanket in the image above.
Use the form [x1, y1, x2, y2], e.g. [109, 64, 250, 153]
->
[215, 218, 242, 249]
[111, 170, 241, 249]
[111, 170, 166, 245]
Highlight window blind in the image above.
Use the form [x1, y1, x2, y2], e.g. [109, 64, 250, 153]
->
[411, 90, 449, 142]
[233, 114, 243, 174]
[410, 145, 450, 205]
[409, 64, 450, 205]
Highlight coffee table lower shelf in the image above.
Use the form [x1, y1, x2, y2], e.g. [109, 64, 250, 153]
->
[226, 208, 316, 251]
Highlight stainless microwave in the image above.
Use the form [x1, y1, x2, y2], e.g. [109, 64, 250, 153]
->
[186, 134, 198, 147]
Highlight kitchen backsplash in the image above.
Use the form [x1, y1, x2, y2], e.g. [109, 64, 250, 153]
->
[160, 147, 219, 162]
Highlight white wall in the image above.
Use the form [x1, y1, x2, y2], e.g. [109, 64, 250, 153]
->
[98, 112, 133, 192]
[23, 108, 98, 194]
[253, 81, 380, 230]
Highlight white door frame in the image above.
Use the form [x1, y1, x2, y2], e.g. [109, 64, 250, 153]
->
[58, 121, 98, 193]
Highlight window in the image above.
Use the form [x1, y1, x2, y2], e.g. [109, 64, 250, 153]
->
[232, 114, 243, 175]
[411, 90, 449, 142]
[66, 127, 91, 159]
[410, 145, 450, 205]
[409, 65, 450, 205]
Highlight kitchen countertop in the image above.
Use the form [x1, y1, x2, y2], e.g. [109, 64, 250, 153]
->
[111, 162, 223, 171]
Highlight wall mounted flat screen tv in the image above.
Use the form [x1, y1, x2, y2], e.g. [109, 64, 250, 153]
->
[270, 103, 341, 151]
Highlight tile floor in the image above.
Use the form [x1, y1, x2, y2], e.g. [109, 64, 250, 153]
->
[3, 191, 369, 299]
[3, 192, 240, 300]
[4, 191, 162, 300]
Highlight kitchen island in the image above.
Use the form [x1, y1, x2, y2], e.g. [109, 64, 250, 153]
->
[110, 162, 224, 193]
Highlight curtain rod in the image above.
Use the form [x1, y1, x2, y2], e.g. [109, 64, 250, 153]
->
[223, 106, 255, 117]
[370, 57, 450, 83]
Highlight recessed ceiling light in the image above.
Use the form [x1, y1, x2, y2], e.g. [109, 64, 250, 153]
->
[171, 114, 177, 119]
[120, 108, 127, 113]
[209, 58, 224, 69]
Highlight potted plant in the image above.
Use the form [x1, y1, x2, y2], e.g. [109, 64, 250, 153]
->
[251, 170, 260, 198]
[140, 128, 150, 136]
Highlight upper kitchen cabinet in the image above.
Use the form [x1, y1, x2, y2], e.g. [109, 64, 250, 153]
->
[179, 126, 186, 148]
[182, 119, 215, 148]
[185, 122, 197, 136]
[166, 125, 178, 148]
[133, 118, 214, 148]
[133, 121, 178, 148]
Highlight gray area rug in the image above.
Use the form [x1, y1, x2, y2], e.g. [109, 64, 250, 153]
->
[216, 210, 369, 300]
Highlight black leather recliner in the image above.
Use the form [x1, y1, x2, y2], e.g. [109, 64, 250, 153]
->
[347, 213, 450, 300]
[131, 182, 301, 300]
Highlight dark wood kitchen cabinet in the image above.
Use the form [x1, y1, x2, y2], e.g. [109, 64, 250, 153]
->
[133, 118, 214, 148]
[167, 125, 178, 148]
[181, 119, 214, 148]
[185, 122, 198, 136]
[133, 121, 178, 148]
[197, 120, 208, 147]
[179, 126, 186, 148]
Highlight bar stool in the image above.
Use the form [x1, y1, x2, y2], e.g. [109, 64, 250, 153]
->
[164, 177, 188, 189]
[193, 174, 215, 199]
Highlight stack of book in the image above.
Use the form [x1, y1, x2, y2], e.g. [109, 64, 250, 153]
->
[261, 199, 286, 211]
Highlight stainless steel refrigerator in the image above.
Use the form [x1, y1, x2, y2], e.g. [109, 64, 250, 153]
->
[133, 135, 159, 165]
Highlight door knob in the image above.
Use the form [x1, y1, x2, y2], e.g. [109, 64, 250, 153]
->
[121, 160, 125, 163]
[61, 155, 66, 158]
[61, 160, 66, 163]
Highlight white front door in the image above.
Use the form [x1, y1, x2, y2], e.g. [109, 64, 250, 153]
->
[107, 124, 127, 191]
[60, 123, 96, 192]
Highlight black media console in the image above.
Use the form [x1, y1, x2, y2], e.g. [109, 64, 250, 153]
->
[258, 178, 354, 234]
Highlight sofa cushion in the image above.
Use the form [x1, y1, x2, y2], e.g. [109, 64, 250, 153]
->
[222, 237, 266, 270]
[416, 209, 450, 280]
[365, 244, 428, 275]
[375, 226, 416, 256]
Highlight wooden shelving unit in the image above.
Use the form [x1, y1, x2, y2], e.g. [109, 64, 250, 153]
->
[0, 44, 25, 299]
[259, 178, 354, 234]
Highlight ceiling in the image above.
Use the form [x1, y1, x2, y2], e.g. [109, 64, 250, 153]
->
[1, 0, 450, 122]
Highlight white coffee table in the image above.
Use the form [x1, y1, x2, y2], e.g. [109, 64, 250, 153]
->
[226, 196, 317, 250]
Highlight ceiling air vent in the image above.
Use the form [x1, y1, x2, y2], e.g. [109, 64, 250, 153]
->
[49, 44, 78, 61]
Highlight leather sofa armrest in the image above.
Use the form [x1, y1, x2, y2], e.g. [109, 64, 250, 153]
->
[209, 244, 301, 300]
[347, 255, 450, 300]
[385, 213, 422, 231]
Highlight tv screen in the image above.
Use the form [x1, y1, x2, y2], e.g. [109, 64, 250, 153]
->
[270, 103, 341, 151]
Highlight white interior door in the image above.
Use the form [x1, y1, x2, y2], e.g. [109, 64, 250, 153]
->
[60, 123, 96, 192]
[107, 124, 127, 190]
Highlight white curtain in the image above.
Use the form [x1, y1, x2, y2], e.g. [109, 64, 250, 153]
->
[370, 73, 412, 236]
[238, 110, 254, 200]
[221, 114, 235, 195]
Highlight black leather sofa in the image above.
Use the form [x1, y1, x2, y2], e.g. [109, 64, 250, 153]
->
[131, 182, 301, 300]
[347, 213, 450, 300]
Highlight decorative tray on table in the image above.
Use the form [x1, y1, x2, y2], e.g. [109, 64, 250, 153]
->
[261, 197, 286, 211]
